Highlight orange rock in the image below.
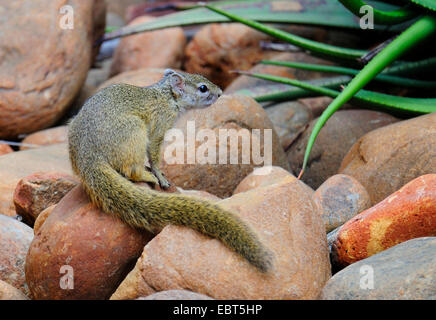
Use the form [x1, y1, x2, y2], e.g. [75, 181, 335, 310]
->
[0, 0, 106, 139]
[233, 166, 296, 195]
[25, 185, 153, 300]
[13, 172, 78, 226]
[33, 204, 56, 234]
[0, 144, 13, 156]
[177, 188, 221, 202]
[340, 112, 436, 205]
[110, 15, 186, 76]
[111, 172, 330, 300]
[161, 94, 289, 198]
[98, 68, 168, 90]
[20, 126, 68, 150]
[0, 144, 72, 217]
[330, 174, 436, 267]
[184, 23, 275, 88]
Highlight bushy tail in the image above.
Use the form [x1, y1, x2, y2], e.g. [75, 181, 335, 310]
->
[80, 162, 273, 272]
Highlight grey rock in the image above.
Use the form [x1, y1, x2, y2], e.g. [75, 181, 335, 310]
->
[320, 237, 436, 300]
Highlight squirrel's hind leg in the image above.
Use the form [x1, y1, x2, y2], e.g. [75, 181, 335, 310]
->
[127, 165, 159, 185]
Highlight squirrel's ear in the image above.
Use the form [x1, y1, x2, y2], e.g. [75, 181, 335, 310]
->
[166, 70, 185, 95]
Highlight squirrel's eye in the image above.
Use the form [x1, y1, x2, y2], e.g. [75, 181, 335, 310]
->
[198, 85, 208, 93]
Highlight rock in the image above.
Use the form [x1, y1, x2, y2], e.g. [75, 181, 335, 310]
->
[288, 110, 399, 189]
[110, 15, 186, 76]
[138, 290, 214, 300]
[0, 0, 106, 139]
[0, 144, 72, 217]
[339, 112, 436, 205]
[161, 94, 289, 198]
[313, 174, 371, 232]
[98, 68, 168, 90]
[184, 23, 276, 88]
[85, 59, 113, 88]
[33, 205, 56, 235]
[225, 52, 331, 94]
[111, 171, 330, 300]
[177, 188, 221, 202]
[25, 185, 153, 300]
[330, 174, 436, 268]
[299, 96, 356, 118]
[0, 144, 13, 156]
[264, 101, 312, 150]
[233, 166, 297, 195]
[20, 126, 68, 150]
[61, 84, 97, 122]
[13, 172, 79, 226]
[0, 280, 29, 300]
[320, 237, 436, 300]
[105, 0, 144, 20]
[0, 215, 33, 296]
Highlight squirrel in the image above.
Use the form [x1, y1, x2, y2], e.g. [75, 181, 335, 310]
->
[68, 69, 273, 272]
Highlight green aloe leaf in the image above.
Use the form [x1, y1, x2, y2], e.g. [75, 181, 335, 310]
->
[297, 15, 436, 178]
[203, 3, 366, 60]
[102, 0, 408, 42]
[235, 71, 436, 113]
[338, 0, 418, 24]
[260, 60, 436, 88]
[409, 0, 436, 11]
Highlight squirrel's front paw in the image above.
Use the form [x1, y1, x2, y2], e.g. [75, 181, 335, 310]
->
[152, 168, 171, 189]
[158, 176, 171, 189]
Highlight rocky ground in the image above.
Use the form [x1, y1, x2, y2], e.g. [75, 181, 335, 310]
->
[0, 0, 435, 300]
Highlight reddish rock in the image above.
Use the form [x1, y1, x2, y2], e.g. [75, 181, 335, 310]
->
[111, 171, 330, 300]
[0, 0, 106, 139]
[330, 174, 436, 268]
[177, 188, 221, 202]
[0, 144, 72, 217]
[110, 15, 186, 76]
[0, 215, 33, 296]
[161, 94, 289, 198]
[340, 112, 436, 205]
[25, 185, 153, 300]
[288, 110, 399, 189]
[33, 204, 56, 234]
[184, 23, 276, 88]
[20, 126, 68, 150]
[0, 144, 13, 156]
[98, 68, 168, 90]
[233, 166, 296, 195]
[13, 172, 78, 226]
[0, 280, 29, 300]
[313, 174, 371, 232]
